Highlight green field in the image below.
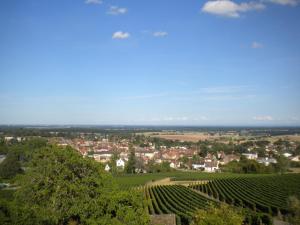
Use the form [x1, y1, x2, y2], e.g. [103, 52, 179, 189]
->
[190, 174, 300, 215]
[144, 185, 215, 225]
[116, 172, 300, 224]
[114, 171, 274, 189]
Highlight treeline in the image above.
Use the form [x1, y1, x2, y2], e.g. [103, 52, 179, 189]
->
[221, 156, 290, 174]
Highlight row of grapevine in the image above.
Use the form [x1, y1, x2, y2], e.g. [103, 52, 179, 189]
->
[144, 185, 214, 225]
[189, 174, 300, 215]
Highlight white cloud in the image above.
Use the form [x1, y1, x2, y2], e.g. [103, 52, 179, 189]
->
[112, 31, 130, 39]
[202, 0, 265, 18]
[253, 115, 274, 121]
[107, 6, 128, 15]
[153, 31, 168, 37]
[251, 41, 264, 48]
[264, 0, 299, 6]
[85, 0, 102, 5]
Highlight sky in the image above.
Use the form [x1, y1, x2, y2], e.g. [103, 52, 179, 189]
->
[0, 0, 300, 126]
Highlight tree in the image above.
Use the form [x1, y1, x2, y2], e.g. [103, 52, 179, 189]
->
[125, 146, 136, 174]
[191, 204, 244, 225]
[274, 155, 290, 174]
[10, 145, 149, 225]
[287, 196, 300, 225]
[295, 144, 300, 156]
[0, 153, 22, 179]
[109, 151, 119, 174]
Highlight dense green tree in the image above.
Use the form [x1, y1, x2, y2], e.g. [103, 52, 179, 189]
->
[287, 196, 300, 225]
[0, 153, 22, 179]
[145, 160, 172, 173]
[295, 144, 300, 156]
[274, 155, 290, 174]
[125, 146, 136, 174]
[9, 146, 149, 225]
[221, 157, 275, 174]
[191, 204, 244, 225]
[109, 151, 119, 174]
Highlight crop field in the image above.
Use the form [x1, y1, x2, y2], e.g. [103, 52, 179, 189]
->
[144, 185, 214, 225]
[114, 172, 272, 189]
[146, 132, 239, 143]
[114, 173, 168, 189]
[189, 174, 300, 215]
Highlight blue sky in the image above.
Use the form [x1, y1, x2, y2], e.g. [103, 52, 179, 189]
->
[0, 0, 300, 126]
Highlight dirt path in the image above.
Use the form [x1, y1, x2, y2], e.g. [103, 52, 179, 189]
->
[273, 219, 290, 225]
[145, 177, 209, 187]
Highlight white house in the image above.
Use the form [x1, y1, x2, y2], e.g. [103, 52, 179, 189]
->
[283, 153, 292, 158]
[242, 153, 258, 160]
[93, 151, 113, 163]
[116, 158, 125, 168]
[204, 161, 219, 173]
[105, 164, 110, 172]
[4, 137, 14, 142]
[257, 157, 277, 166]
[291, 155, 300, 162]
[192, 163, 205, 170]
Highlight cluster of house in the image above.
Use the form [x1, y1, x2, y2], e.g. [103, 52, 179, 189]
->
[54, 137, 300, 173]
[2, 135, 297, 174]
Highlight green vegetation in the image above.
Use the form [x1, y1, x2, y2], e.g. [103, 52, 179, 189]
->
[287, 196, 300, 225]
[144, 185, 214, 225]
[0, 153, 22, 179]
[190, 174, 300, 215]
[221, 156, 274, 174]
[144, 185, 273, 225]
[125, 145, 136, 174]
[0, 140, 149, 225]
[114, 172, 273, 189]
[221, 155, 291, 174]
[191, 204, 244, 225]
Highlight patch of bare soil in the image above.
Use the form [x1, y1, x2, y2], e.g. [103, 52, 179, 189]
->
[146, 178, 208, 187]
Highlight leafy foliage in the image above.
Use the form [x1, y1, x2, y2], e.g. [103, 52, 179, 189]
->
[2, 145, 149, 225]
[144, 185, 214, 225]
[0, 153, 22, 179]
[191, 204, 244, 225]
[125, 146, 136, 174]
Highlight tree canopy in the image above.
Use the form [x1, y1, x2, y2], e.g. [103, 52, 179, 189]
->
[191, 204, 244, 225]
[2, 145, 149, 225]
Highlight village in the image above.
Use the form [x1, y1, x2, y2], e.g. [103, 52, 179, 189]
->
[52, 134, 300, 174]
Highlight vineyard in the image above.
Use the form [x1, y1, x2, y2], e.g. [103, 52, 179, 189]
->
[115, 171, 270, 189]
[189, 174, 300, 215]
[144, 185, 215, 225]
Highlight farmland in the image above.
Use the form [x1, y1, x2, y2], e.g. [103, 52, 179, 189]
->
[114, 171, 274, 189]
[144, 185, 215, 225]
[189, 174, 300, 215]
[117, 172, 300, 224]
[145, 131, 239, 143]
